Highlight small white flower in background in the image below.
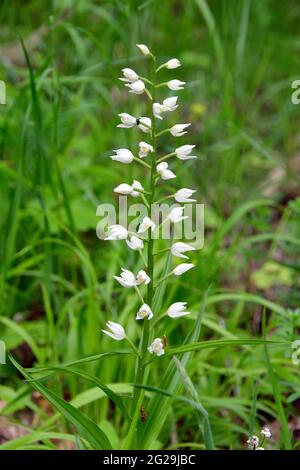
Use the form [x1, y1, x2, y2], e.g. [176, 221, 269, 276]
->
[173, 263, 195, 276]
[167, 302, 190, 318]
[102, 321, 126, 341]
[246, 435, 259, 449]
[167, 79, 186, 91]
[175, 144, 197, 160]
[136, 304, 153, 320]
[138, 216, 156, 233]
[148, 338, 165, 356]
[126, 235, 144, 251]
[156, 162, 176, 180]
[171, 242, 195, 259]
[261, 427, 271, 439]
[153, 102, 164, 120]
[170, 123, 191, 137]
[114, 183, 133, 195]
[105, 225, 128, 240]
[167, 206, 188, 223]
[136, 44, 151, 56]
[165, 58, 181, 69]
[114, 268, 137, 288]
[138, 116, 152, 133]
[139, 141, 153, 158]
[136, 270, 151, 285]
[110, 148, 134, 164]
[118, 113, 137, 128]
[162, 96, 178, 112]
[174, 188, 197, 203]
[256, 447, 264, 450]
[126, 80, 145, 95]
[131, 179, 144, 197]
[120, 68, 139, 83]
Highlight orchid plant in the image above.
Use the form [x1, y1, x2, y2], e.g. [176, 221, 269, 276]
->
[103, 43, 198, 444]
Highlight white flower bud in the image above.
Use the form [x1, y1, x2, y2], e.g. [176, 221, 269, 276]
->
[131, 179, 144, 197]
[173, 263, 194, 276]
[138, 117, 152, 133]
[167, 206, 188, 223]
[175, 144, 197, 160]
[126, 79, 145, 95]
[136, 44, 151, 56]
[165, 58, 181, 69]
[171, 242, 195, 259]
[120, 68, 139, 83]
[167, 80, 185, 91]
[105, 225, 128, 240]
[170, 123, 191, 137]
[156, 162, 176, 180]
[117, 113, 137, 128]
[174, 188, 196, 203]
[102, 321, 126, 341]
[114, 183, 133, 195]
[162, 96, 178, 112]
[148, 338, 165, 356]
[110, 148, 134, 164]
[126, 235, 144, 251]
[138, 216, 156, 233]
[114, 268, 137, 288]
[153, 102, 164, 120]
[136, 304, 153, 320]
[167, 302, 190, 318]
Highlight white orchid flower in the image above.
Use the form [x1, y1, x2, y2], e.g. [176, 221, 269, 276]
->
[110, 148, 134, 164]
[114, 183, 133, 195]
[126, 79, 145, 95]
[175, 144, 197, 160]
[136, 44, 151, 56]
[102, 321, 126, 341]
[174, 188, 196, 203]
[173, 263, 194, 276]
[171, 242, 195, 259]
[114, 268, 137, 288]
[117, 113, 137, 128]
[153, 102, 164, 120]
[162, 96, 178, 112]
[139, 141, 153, 158]
[136, 270, 151, 285]
[167, 80, 185, 90]
[126, 235, 144, 251]
[120, 68, 139, 83]
[167, 302, 190, 318]
[167, 206, 188, 223]
[136, 304, 153, 320]
[170, 123, 191, 137]
[126, 235, 144, 250]
[104, 225, 128, 240]
[165, 58, 181, 69]
[156, 162, 176, 180]
[138, 116, 152, 133]
[148, 338, 165, 356]
[138, 216, 156, 233]
[131, 179, 144, 197]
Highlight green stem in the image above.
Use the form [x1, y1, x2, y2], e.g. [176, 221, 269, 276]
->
[133, 156, 151, 169]
[157, 152, 176, 163]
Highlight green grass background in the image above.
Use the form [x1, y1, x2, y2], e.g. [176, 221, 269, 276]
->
[0, 0, 299, 450]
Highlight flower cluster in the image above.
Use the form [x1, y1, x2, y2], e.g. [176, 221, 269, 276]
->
[102, 44, 198, 357]
[246, 427, 272, 450]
